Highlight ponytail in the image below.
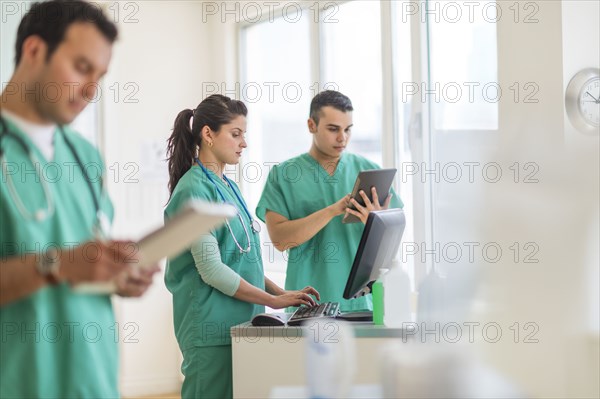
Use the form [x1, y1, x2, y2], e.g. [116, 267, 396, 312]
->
[166, 95, 248, 199]
[166, 108, 198, 198]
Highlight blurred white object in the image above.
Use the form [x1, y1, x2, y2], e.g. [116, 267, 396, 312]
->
[270, 384, 381, 399]
[304, 319, 357, 399]
[380, 342, 520, 398]
[476, 141, 599, 397]
[382, 260, 412, 327]
[416, 268, 445, 325]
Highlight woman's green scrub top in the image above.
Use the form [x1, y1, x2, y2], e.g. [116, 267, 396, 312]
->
[256, 153, 403, 312]
[0, 120, 118, 398]
[164, 165, 265, 350]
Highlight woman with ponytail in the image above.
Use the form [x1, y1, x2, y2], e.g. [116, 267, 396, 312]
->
[164, 95, 320, 399]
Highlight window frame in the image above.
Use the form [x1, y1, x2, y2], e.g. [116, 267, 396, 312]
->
[238, 0, 399, 178]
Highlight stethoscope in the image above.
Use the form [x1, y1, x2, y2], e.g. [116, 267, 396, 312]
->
[195, 157, 260, 254]
[0, 115, 109, 238]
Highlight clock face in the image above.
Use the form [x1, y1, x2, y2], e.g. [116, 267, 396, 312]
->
[566, 69, 600, 134]
[579, 78, 600, 127]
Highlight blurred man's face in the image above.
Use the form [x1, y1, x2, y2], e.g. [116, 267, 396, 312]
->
[35, 22, 112, 125]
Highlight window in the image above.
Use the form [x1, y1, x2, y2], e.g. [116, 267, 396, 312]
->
[321, 1, 383, 164]
[241, 12, 312, 195]
[241, 12, 314, 287]
[428, 0, 499, 131]
[392, 1, 416, 288]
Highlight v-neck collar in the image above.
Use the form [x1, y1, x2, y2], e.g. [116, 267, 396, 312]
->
[193, 163, 254, 224]
[194, 163, 231, 191]
[303, 152, 346, 178]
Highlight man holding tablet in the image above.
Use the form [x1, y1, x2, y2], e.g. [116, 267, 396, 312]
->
[257, 90, 403, 312]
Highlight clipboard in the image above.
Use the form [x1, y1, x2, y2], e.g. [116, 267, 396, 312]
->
[74, 199, 237, 294]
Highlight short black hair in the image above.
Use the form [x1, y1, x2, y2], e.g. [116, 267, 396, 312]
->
[309, 90, 354, 125]
[15, 0, 118, 67]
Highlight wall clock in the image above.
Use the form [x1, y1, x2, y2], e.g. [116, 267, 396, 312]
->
[565, 68, 600, 135]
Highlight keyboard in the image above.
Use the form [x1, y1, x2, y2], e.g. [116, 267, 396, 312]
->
[287, 302, 340, 326]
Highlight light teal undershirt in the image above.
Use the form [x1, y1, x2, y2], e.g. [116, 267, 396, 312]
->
[190, 234, 241, 297]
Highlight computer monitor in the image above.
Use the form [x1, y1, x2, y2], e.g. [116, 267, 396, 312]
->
[343, 208, 406, 299]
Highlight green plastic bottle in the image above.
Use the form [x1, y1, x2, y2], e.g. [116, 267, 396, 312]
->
[372, 280, 385, 325]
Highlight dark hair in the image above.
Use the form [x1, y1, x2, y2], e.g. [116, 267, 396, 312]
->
[309, 90, 353, 125]
[166, 94, 248, 197]
[15, 0, 118, 67]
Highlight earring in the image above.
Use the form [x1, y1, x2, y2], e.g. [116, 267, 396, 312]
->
[208, 141, 214, 148]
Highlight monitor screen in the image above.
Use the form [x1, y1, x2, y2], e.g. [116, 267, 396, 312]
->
[343, 209, 406, 299]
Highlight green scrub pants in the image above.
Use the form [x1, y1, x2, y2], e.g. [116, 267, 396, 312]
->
[181, 345, 233, 399]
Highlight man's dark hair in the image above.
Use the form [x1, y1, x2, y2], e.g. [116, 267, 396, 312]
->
[309, 90, 354, 125]
[15, 0, 118, 67]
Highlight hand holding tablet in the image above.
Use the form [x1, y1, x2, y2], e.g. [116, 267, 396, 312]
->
[342, 169, 397, 224]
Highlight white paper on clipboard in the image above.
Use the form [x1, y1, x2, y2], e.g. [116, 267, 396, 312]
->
[74, 199, 237, 294]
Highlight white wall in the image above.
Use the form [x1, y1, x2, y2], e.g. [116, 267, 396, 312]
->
[560, 0, 600, 395]
[562, 0, 600, 335]
[475, 1, 599, 397]
[562, 0, 600, 144]
[0, 1, 31, 87]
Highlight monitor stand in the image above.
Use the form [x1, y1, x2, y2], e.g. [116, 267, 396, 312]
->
[337, 311, 373, 322]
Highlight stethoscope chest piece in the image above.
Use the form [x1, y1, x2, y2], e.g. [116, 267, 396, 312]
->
[251, 219, 261, 234]
[35, 209, 47, 222]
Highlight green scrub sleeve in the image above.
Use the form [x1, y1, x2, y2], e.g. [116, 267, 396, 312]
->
[390, 187, 404, 209]
[190, 234, 241, 297]
[256, 165, 291, 222]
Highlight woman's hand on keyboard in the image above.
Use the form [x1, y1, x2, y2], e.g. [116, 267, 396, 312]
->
[298, 286, 320, 301]
[268, 286, 320, 309]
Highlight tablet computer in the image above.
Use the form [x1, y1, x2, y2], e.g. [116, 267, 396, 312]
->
[342, 168, 397, 224]
[74, 199, 237, 294]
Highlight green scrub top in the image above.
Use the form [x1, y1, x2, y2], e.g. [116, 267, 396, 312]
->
[256, 152, 403, 312]
[164, 165, 265, 350]
[0, 119, 117, 398]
